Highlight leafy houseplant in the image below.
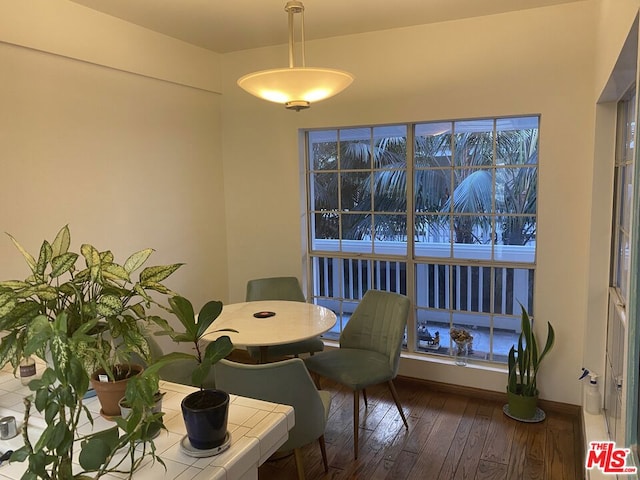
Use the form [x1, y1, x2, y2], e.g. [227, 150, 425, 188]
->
[0, 225, 183, 478]
[507, 305, 555, 419]
[141, 295, 236, 450]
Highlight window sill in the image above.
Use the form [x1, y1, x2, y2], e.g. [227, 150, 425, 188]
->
[582, 410, 610, 480]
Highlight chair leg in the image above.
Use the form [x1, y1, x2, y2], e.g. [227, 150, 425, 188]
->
[318, 435, 329, 472]
[353, 390, 360, 459]
[362, 388, 368, 407]
[293, 447, 306, 480]
[387, 380, 408, 429]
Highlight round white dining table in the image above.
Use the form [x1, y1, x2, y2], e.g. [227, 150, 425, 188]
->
[202, 300, 337, 362]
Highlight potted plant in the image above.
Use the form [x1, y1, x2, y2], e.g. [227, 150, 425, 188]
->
[0, 225, 183, 477]
[507, 304, 555, 420]
[142, 295, 236, 450]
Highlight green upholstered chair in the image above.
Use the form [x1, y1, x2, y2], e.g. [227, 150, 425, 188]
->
[215, 358, 331, 480]
[245, 276, 325, 361]
[304, 289, 410, 459]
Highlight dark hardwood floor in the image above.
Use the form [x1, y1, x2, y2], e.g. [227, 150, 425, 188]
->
[256, 375, 583, 480]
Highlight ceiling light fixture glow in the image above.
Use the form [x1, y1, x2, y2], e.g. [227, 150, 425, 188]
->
[237, 1, 354, 111]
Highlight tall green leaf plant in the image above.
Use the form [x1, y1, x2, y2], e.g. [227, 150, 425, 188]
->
[507, 305, 555, 397]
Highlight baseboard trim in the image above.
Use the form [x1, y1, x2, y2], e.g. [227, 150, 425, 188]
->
[397, 374, 581, 417]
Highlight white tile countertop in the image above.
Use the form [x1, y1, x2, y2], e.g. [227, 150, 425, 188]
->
[0, 365, 295, 480]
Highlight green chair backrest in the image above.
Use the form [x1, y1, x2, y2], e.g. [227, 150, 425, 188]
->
[215, 358, 327, 451]
[339, 289, 410, 376]
[245, 276, 306, 302]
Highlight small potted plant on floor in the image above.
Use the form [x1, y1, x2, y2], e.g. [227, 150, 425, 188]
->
[0, 225, 183, 477]
[506, 304, 555, 420]
[143, 296, 236, 450]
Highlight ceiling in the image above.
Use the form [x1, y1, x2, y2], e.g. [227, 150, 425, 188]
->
[69, 0, 584, 54]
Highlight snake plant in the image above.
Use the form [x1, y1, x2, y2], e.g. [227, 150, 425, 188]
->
[507, 304, 555, 397]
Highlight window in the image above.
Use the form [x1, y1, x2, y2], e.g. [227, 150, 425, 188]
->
[605, 89, 635, 444]
[305, 116, 539, 365]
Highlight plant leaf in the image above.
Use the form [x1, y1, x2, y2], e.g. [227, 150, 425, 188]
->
[101, 263, 130, 283]
[0, 292, 17, 317]
[139, 264, 183, 284]
[78, 436, 114, 470]
[35, 241, 52, 281]
[196, 300, 223, 338]
[81, 244, 101, 269]
[51, 225, 71, 258]
[50, 252, 79, 279]
[0, 280, 30, 289]
[168, 296, 197, 339]
[6, 233, 37, 272]
[96, 295, 124, 317]
[124, 248, 154, 274]
[203, 336, 233, 366]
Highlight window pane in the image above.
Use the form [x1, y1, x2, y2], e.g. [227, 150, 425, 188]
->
[621, 164, 632, 232]
[495, 215, 536, 262]
[312, 212, 339, 245]
[452, 168, 493, 214]
[415, 169, 451, 212]
[617, 232, 629, 299]
[451, 265, 491, 313]
[496, 119, 539, 166]
[309, 130, 338, 171]
[414, 123, 452, 168]
[452, 215, 492, 260]
[415, 263, 451, 310]
[342, 258, 372, 299]
[453, 120, 494, 168]
[311, 257, 341, 298]
[373, 125, 407, 169]
[311, 172, 338, 210]
[341, 172, 371, 211]
[451, 312, 489, 361]
[374, 170, 406, 212]
[415, 214, 451, 258]
[342, 214, 372, 253]
[493, 267, 534, 315]
[415, 308, 448, 353]
[494, 315, 521, 362]
[374, 214, 407, 255]
[340, 128, 371, 170]
[496, 166, 537, 214]
[371, 260, 407, 294]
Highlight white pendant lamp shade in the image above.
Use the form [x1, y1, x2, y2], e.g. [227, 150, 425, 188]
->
[237, 1, 354, 111]
[237, 67, 353, 110]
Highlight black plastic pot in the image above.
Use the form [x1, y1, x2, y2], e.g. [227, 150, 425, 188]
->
[181, 389, 229, 449]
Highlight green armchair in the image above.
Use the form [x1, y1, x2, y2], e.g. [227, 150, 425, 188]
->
[215, 358, 331, 480]
[304, 289, 410, 459]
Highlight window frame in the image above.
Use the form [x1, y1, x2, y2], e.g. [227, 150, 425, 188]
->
[303, 115, 539, 366]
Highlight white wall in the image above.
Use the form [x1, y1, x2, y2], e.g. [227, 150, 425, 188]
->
[0, 1, 229, 354]
[220, 2, 598, 405]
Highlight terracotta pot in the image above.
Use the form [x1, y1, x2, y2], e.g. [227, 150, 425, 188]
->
[90, 364, 144, 417]
[181, 389, 229, 449]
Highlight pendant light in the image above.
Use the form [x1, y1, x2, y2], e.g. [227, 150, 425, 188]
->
[237, 1, 354, 111]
